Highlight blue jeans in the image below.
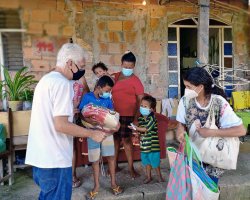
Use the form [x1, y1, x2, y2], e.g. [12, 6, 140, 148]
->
[33, 167, 72, 200]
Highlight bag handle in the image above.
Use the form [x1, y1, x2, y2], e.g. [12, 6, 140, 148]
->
[184, 133, 203, 169]
[204, 96, 214, 128]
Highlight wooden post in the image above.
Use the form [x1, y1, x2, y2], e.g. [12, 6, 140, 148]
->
[198, 0, 210, 65]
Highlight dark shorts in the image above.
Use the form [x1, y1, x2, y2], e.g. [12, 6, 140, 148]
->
[114, 116, 134, 139]
[33, 167, 72, 200]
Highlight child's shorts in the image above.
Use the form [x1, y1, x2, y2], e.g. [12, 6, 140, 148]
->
[87, 135, 115, 162]
[141, 152, 160, 168]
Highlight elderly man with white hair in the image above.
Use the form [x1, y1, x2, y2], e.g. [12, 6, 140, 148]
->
[25, 43, 106, 200]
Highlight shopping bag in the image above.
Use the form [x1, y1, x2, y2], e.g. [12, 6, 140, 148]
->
[166, 144, 192, 200]
[167, 147, 177, 168]
[185, 134, 220, 200]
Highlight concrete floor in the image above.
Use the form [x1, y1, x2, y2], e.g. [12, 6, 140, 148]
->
[1, 137, 250, 200]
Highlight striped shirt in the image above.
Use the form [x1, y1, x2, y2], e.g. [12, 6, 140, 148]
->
[138, 112, 160, 153]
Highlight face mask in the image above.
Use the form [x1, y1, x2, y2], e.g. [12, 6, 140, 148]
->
[140, 106, 151, 116]
[100, 92, 111, 99]
[122, 68, 133, 77]
[71, 65, 85, 80]
[184, 88, 198, 99]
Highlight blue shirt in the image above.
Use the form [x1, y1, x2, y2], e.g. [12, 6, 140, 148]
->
[79, 92, 113, 111]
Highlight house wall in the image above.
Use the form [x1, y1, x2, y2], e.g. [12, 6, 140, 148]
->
[0, 0, 249, 98]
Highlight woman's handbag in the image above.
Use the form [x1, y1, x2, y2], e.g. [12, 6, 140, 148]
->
[190, 97, 240, 170]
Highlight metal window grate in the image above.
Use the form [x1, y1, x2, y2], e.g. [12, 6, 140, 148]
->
[2, 32, 23, 71]
[0, 10, 23, 71]
[0, 10, 21, 29]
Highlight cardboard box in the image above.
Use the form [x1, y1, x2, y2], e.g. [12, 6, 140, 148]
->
[0, 110, 31, 138]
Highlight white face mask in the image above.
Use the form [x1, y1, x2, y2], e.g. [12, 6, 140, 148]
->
[184, 88, 199, 99]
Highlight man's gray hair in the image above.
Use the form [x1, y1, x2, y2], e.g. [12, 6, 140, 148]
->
[56, 43, 88, 68]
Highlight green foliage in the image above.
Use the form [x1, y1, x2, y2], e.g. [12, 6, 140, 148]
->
[19, 89, 34, 101]
[1, 66, 38, 101]
[0, 81, 2, 100]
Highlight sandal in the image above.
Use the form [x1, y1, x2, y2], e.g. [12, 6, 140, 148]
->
[72, 178, 81, 188]
[112, 185, 123, 196]
[86, 191, 98, 200]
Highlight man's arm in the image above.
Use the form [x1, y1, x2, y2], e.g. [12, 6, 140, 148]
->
[54, 116, 106, 142]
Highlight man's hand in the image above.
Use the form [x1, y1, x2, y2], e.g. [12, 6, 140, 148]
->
[89, 130, 106, 143]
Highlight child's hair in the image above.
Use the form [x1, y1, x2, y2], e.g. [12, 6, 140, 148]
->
[121, 51, 136, 64]
[92, 62, 108, 73]
[182, 67, 226, 99]
[96, 75, 114, 88]
[142, 95, 157, 110]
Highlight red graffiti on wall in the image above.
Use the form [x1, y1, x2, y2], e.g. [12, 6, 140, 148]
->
[36, 42, 54, 53]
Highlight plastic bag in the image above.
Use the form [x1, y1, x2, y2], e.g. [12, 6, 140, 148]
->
[81, 103, 119, 133]
[0, 124, 6, 153]
[185, 134, 220, 200]
[166, 143, 192, 200]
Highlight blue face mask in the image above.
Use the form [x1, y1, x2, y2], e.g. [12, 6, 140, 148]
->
[122, 68, 133, 77]
[100, 92, 111, 99]
[140, 106, 151, 116]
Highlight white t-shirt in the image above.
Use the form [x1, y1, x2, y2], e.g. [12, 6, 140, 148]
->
[25, 72, 74, 168]
[176, 94, 242, 129]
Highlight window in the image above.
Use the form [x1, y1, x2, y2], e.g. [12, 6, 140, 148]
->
[0, 10, 24, 71]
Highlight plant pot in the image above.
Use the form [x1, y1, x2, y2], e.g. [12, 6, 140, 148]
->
[8, 101, 23, 111]
[23, 101, 32, 110]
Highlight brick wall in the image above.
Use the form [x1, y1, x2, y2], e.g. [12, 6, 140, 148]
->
[0, 0, 249, 98]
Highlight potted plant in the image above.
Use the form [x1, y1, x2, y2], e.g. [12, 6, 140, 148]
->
[20, 89, 34, 110]
[1, 66, 37, 111]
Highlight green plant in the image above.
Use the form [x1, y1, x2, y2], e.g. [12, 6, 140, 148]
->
[1, 66, 38, 101]
[0, 81, 3, 100]
[19, 89, 34, 101]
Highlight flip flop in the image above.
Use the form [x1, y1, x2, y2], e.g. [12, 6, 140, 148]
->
[112, 185, 123, 196]
[86, 191, 98, 200]
[72, 178, 81, 188]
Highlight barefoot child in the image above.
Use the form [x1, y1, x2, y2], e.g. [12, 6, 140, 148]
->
[129, 95, 164, 184]
[79, 75, 123, 199]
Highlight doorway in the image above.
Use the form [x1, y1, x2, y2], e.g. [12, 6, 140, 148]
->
[180, 28, 197, 96]
[168, 18, 232, 99]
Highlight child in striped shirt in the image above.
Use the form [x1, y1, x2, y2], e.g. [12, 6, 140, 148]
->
[128, 95, 164, 184]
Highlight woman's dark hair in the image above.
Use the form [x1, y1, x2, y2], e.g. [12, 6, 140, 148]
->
[142, 95, 157, 110]
[182, 67, 226, 98]
[121, 51, 136, 64]
[92, 62, 108, 73]
[96, 75, 114, 88]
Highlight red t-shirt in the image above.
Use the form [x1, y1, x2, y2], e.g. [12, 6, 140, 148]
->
[112, 72, 144, 116]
